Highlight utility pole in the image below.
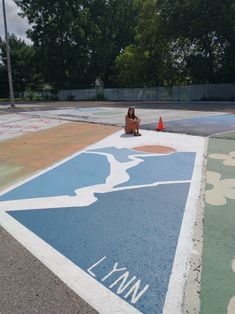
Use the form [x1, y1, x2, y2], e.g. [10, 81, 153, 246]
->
[2, 0, 15, 108]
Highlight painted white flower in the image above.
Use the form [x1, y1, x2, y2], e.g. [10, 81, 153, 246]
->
[209, 151, 235, 166]
[205, 171, 235, 206]
[227, 259, 235, 314]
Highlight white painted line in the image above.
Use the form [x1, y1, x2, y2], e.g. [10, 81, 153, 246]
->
[0, 180, 191, 212]
[163, 137, 206, 314]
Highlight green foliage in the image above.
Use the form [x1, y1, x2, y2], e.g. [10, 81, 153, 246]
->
[15, 0, 91, 90]
[0, 35, 43, 97]
[114, 0, 181, 87]
[15, 0, 140, 89]
[157, 0, 235, 83]
[114, 0, 235, 87]
[86, 0, 141, 87]
[0, 63, 9, 98]
[1, 0, 234, 93]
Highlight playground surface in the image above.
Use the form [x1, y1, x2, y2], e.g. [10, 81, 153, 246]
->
[0, 103, 235, 314]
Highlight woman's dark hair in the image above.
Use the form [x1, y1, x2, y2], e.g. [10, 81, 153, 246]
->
[127, 107, 136, 119]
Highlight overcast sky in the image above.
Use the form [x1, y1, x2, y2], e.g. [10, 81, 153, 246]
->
[0, 0, 31, 43]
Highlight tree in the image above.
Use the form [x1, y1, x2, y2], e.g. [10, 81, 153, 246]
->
[85, 0, 141, 87]
[157, 0, 235, 83]
[0, 35, 40, 97]
[113, 0, 179, 87]
[15, 0, 90, 90]
[15, 0, 140, 89]
[11, 0, 235, 90]
[0, 60, 9, 98]
[114, 0, 235, 87]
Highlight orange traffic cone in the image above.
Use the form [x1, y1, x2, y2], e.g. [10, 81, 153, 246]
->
[156, 116, 165, 131]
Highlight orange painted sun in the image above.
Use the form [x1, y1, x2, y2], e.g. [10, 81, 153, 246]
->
[132, 145, 176, 154]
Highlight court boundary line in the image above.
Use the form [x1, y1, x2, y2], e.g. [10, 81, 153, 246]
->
[163, 137, 206, 314]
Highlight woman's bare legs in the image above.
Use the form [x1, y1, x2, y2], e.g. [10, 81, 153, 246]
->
[133, 123, 141, 136]
[125, 120, 141, 136]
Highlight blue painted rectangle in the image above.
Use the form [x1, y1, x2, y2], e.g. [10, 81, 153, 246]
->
[8, 183, 190, 313]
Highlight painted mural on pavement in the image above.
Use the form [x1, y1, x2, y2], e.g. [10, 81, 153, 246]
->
[22, 107, 225, 132]
[201, 138, 235, 314]
[142, 113, 235, 137]
[0, 130, 205, 313]
[0, 114, 66, 142]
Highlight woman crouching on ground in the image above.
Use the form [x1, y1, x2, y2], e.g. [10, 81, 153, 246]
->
[125, 107, 141, 136]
